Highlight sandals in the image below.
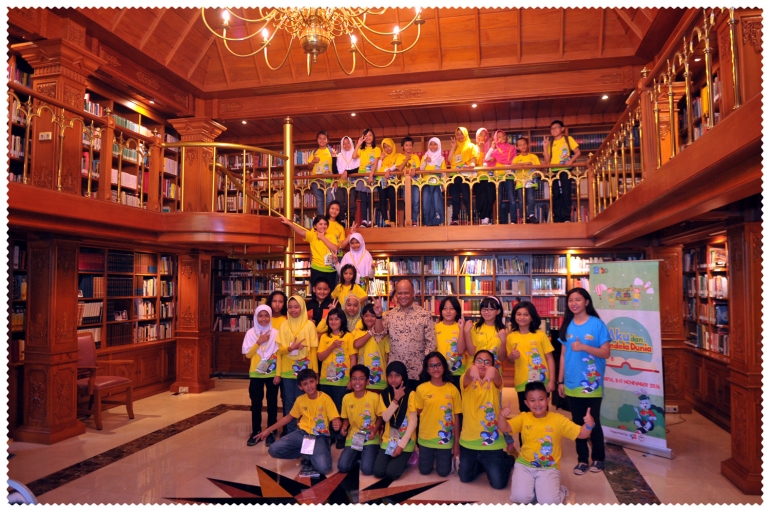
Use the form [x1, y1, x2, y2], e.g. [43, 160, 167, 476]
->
[573, 462, 589, 475]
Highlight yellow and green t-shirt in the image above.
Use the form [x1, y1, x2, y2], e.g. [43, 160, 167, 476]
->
[467, 323, 504, 375]
[291, 392, 340, 437]
[353, 328, 390, 390]
[378, 392, 417, 452]
[331, 283, 368, 302]
[341, 390, 384, 447]
[506, 411, 581, 470]
[278, 321, 318, 380]
[327, 220, 346, 248]
[358, 146, 382, 173]
[271, 315, 287, 331]
[304, 230, 339, 272]
[318, 332, 355, 386]
[548, 136, 579, 172]
[246, 342, 280, 379]
[420, 153, 447, 184]
[512, 153, 541, 189]
[414, 381, 462, 449]
[460, 371, 504, 450]
[507, 330, 554, 392]
[435, 322, 465, 376]
[310, 147, 334, 182]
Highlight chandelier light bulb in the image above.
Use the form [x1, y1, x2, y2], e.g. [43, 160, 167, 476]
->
[221, 10, 230, 22]
[350, 34, 357, 44]
[262, 28, 269, 41]
[393, 26, 400, 35]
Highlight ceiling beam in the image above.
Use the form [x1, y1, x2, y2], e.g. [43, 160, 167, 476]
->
[638, 8, 654, 23]
[215, 39, 232, 89]
[599, 9, 605, 57]
[188, 34, 215, 80]
[614, 8, 644, 40]
[518, 8, 523, 62]
[560, 9, 565, 58]
[475, 9, 482, 67]
[165, 11, 199, 66]
[111, 8, 127, 32]
[139, 8, 166, 51]
[435, 9, 443, 70]
[240, 9, 264, 85]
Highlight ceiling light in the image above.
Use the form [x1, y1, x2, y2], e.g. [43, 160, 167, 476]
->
[471, 103, 477, 108]
[242, 120, 248, 124]
[694, 57, 702, 62]
[601, 95, 609, 100]
[148, 100, 155, 104]
[351, 113, 356, 117]
[202, 7, 425, 76]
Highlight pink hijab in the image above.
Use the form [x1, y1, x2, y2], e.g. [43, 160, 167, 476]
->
[490, 129, 516, 165]
[475, 127, 491, 156]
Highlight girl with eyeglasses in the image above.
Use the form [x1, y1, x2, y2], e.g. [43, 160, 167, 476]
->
[463, 296, 508, 376]
[414, 352, 462, 477]
[434, 296, 467, 390]
[457, 349, 514, 489]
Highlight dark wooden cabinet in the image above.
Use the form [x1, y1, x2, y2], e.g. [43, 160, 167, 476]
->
[681, 347, 730, 431]
[96, 340, 176, 400]
[213, 333, 250, 375]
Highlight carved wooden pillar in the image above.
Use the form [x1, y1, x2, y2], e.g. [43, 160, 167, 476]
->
[166, 118, 226, 213]
[647, 245, 691, 414]
[171, 254, 214, 393]
[146, 133, 162, 212]
[15, 239, 85, 444]
[721, 222, 761, 494]
[16, 21, 105, 195]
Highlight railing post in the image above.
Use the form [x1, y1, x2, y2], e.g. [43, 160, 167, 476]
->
[147, 129, 162, 212]
[727, 8, 742, 110]
[283, 117, 294, 298]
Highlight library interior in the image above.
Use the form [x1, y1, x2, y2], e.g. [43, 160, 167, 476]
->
[4, 6, 763, 505]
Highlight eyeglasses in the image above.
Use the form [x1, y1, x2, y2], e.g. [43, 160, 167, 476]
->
[475, 358, 494, 366]
[480, 307, 497, 313]
[428, 363, 443, 370]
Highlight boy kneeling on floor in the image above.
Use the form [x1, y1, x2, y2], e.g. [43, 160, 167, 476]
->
[498, 381, 596, 504]
[255, 368, 341, 478]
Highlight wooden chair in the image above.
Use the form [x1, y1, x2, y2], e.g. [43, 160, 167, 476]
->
[76, 333, 135, 430]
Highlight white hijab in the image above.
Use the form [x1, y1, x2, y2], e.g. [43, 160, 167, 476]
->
[338, 233, 374, 282]
[338, 136, 360, 171]
[242, 304, 279, 358]
[423, 137, 444, 168]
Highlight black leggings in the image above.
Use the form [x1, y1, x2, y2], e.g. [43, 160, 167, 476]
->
[380, 185, 397, 223]
[566, 395, 605, 463]
[474, 181, 495, 221]
[249, 377, 279, 435]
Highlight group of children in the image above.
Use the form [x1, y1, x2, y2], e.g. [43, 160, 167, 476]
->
[303, 120, 581, 226]
[243, 254, 612, 502]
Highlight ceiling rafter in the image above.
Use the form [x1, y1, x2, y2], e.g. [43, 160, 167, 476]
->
[139, 8, 167, 51]
[638, 8, 654, 23]
[435, 9, 443, 70]
[613, 8, 644, 40]
[239, 9, 264, 85]
[475, 9, 481, 67]
[599, 9, 605, 57]
[280, 29, 297, 83]
[187, 34, 215, 80]
[518, 8, 523, 62]
[165, 11, 199, 66]
[111, 8, 128, 32]
[560, 9, 565, 58]
[215, 39, 232, 89]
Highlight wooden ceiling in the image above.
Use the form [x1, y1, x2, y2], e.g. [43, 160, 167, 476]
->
[66, 7, 666, 98]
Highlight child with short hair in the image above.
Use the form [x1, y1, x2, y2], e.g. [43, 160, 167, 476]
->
[309, 130, 338, 215]
[543, 120, 580, 223]
[463, 296, 508, 375]
[415, 352, 462, 477]
[498, 381, 596, 504]
[243, 305, 281, 447]
[331, 264, 368, 302]
[353, 303, 390, 391]
[511, 137, 541, 224]
[318, 307, 357, 448]
[419, 137, 447, 226]
[307, 277, 333, 335]
[281, 215, 339, 291]
[435, 296, 466, 390]
[337, 365, 385, 474]
[396, 136, 421, 226]
[256, 368, 341, 478]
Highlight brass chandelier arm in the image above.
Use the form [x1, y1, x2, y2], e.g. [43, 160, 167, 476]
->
[264, 36, 296, 71]
[217, 7, 275, 24]
[355, 22, 423, 55]
[352, 13, 421, 37]
[355, 50, 398, 69]
[331, 39, 356, 75]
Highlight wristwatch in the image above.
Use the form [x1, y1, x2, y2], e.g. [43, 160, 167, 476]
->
[557, 381, 564, 385]
[375, 315, 383, 319]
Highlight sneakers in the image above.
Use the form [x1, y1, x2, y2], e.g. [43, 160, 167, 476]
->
[481, 217, 490, 225]
[265, 433, 276, 447]
[573, 462, 589, 475]
[526, 215, 539, 224]
[450, 220, 459, 225]
[383, 220, 393, 227]
[247, 432, 261, 446]
[560, 486, 570, 504]
[299, 460, 320, 479]
[589, 461, 605, 473]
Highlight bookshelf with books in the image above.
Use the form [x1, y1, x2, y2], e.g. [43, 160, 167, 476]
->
[162, 128, 181, 212]
[7, 239, 27, 437]
[7, 54, 33, 185]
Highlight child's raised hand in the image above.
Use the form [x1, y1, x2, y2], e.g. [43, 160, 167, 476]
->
[584, 407, 595, 428]
[372, 300, 383, 317]
[257, 332, 271, 345]
[500, 401, 512, 419]
[330, 147, 338, 157]
[463, 318, 473, 333]
[289, 337, 305, 352]
[457, 317, 465, 330]
[393, 382, 406, 401]
[571, 338, 584, 352]
[279, 216, 292, 225]
[357, 135, 365, 147]
[510, 345, 521, 360]
[332, 418, 342, 431]
[450, 137, 457, 149]
[425, 155, 432, 164]
[543, 136, 550, 147]
[332, 338, 344, 349]
[330, 299, 339, 309]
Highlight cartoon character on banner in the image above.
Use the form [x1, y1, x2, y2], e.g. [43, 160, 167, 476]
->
[633, 389, 658, 434]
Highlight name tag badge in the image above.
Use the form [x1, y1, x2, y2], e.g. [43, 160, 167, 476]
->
[256, 359, 270, 374]
[385, 436, 399, 456]
[351, 430, 367, 452]
[323, 253, 333, 266]
[301, 435, 317, 455]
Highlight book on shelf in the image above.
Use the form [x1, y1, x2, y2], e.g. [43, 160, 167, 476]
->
[164, 133, 180, 152]
[77, 301, 104, 325]
[496, 278, 528, 295]
[389, 259, 421, 275]
[77, 327, 102, 349]
[424, 258, 456, 275]
[531, 296, 566, 317]
[460, 258, 494, 275]
[531, 277, 566, 295]
[9, 135, 24, 159]
[531, 255, 567, 274]
[570, 277, 589, 289]
[12, 244, 27, 270]
[134, 298, 156, 319]
[708, 248, 727, 268]
[10, 306, 26, 332]
[78, 275, 105, 298]
[424, 278, 454, 295]
[463, 276, 494, 295]
[496, 257, 528, 275]
[160, 301, 175, 319]
[368, 278, 388, 296]
[11, 275, 27, 300]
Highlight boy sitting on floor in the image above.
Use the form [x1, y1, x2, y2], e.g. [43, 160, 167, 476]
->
[255, 368, 341, 478]
[498, 381, 596, 504]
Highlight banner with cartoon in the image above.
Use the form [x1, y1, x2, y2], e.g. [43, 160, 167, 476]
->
[590, 261, 671, 458]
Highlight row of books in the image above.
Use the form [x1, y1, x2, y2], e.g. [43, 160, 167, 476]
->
[81, 156, 101, 180]
[531, 277, 567, 295]
[10, 135, 24, 159]
[78, 327, 102, 349]
[367, 278, 388, 296]
[160, 301, 175, 319]
[78, 275, 106, 299]
[497, 278, 528, 295]
[212, 316, 254, 332]
[217, 153, 286, 170]
[10, 306, 25, 332]
[424, 278, 454, 295]
[83, 93, 106, 117]
[112, 143, 143, 164]
[214, 259, 285, 272]
[531, 296, 567, 317]
[9, 66, 32, 87]
[11, 99, 26, 124]
[82, 130, 103, 150]
[531, 255, 568, 274]
[107, 250, 135, 273]
[8, 173, 24, 183]
[107, 276, 134, 297]
[112, 114, 153, 137]
[12, 245, 27, 270]
[697, 302, 729, 326]
[112, 190, 141, 207]
[571, 277, 590, 289]
[111, 168, 139, 190]
[106, 323, 133, 347]
[77, 301, 103, 326]
[135, 253, 158, 274]
[688, 324, 730, 356]
[159, 256, 175, 275]
[218, 277, 282, 295]
[497, 257, 528, 275]
[463, 276, 495, 295]
[424, 258, 456, 275]
[215, 297, 258, 315]
[159, 280, 175, 296]
[137, 278, 158, 297]
[11, 275, 27, 301]
[159, 322, 173, 340]
[216, 194, 244, 213]
[164, 157, 179, 176]
[570, 206, 590, 223]
[569, 256, 609, 275]
[699, 276, 729, 299]
[164, 133, 180, 152]
[461, 258, 494, 275]
[135, 322, 173, 343]
[134, 299, 156, 319]
[389, 260, 421, 275]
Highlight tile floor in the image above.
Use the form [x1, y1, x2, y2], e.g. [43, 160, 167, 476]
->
[7, 379, 762, 505]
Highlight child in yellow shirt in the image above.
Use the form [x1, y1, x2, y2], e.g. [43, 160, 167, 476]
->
[353, 303, 390, 391]
[309, 130, 338, 215]
[353, 128, 381, 227]
[396, 137, 422, 226]
[281, 214, 339, 291]
[243, 305, 281, 447]
[419, 137, 447, 226]
[337, 365, 385, 475]
[511, 137, 542, 224]
[435, 296, 466, 390]
[331, 264, 368, 302]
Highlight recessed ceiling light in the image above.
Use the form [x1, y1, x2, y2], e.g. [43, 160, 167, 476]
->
[601, 95, 609, 100]
[694, 57, 702, 62]
[148, 100, 154, 104]
[351, 113, 356, 116]
[471, 103, 477, 108]
[242, 120, 248, 124]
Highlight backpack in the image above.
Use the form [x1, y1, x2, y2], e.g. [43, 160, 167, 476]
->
[548, 137, 575, 169]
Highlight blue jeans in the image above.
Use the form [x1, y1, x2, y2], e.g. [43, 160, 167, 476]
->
[337, 444, 379, 475]
[422, 185, 444, 226]
[319, 384, 348, 443]
[417, 443, 453, 477]
[514, 187, 536, 222]
[458, 445, 514, 490]
[310, 182, 335, 216]
[411, 185, 420, 224]
[499, 180, 516, 224]
[280, 379, 304, 433]
[268, 429, 333, 475]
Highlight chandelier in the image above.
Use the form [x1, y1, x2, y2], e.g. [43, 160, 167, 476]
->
[201, 7, 424, 76]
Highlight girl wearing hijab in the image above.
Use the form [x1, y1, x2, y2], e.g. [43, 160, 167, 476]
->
[277, 295, 319, 433]
[337, 233, 375, 290]
[334, 136, 360, 225]
[447, 127, 477, 225]
[474, 127, 495, 225]
[372, 361, 418, 481]
[378, 137, 400, 227]
[485, 129, 518, 224]
[419, 137, 447, 226]
[244, 305, 281, 447]
[343, 293, 364, 332]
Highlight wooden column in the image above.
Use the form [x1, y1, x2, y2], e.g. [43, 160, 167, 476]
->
[15, 239, 85, 444]
[721, 222, 761, 494]
[16, 23, 105, 195]
[145, 133, 162, 212]
[166, 118, 226, 213]
[647, 245, 692, 414]
[171, 254, 214, 393]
